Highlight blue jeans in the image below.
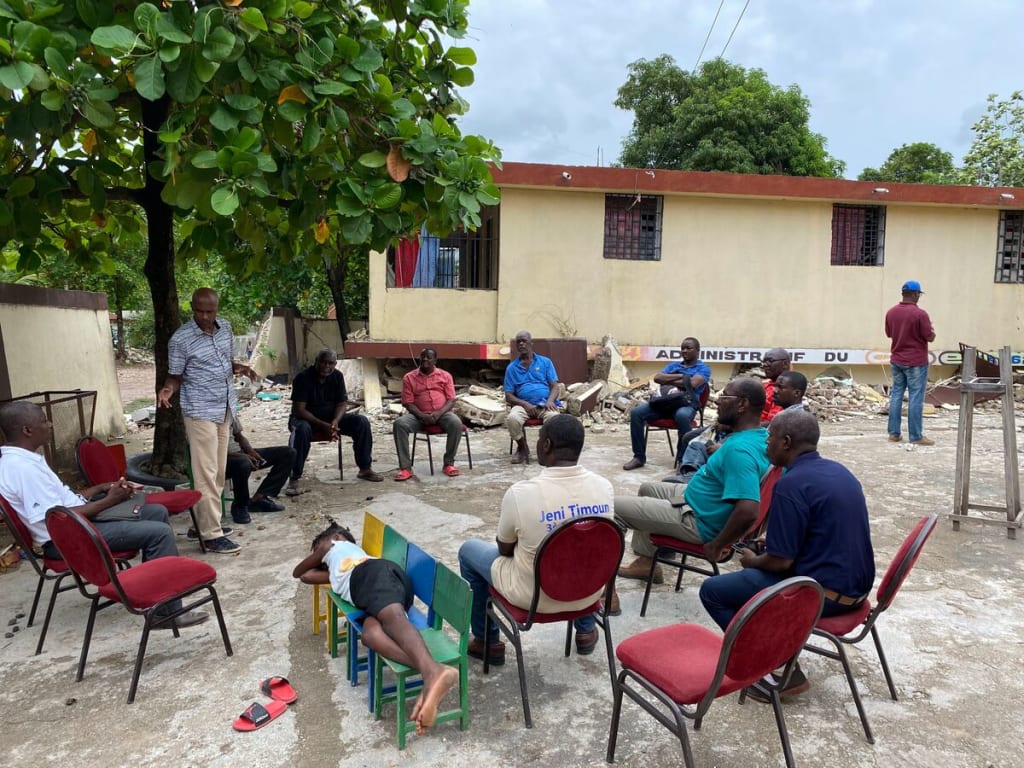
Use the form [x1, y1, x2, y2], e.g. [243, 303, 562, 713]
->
[888, 364, 928, 442]
[629, 401, 696, 464]
[699, 568, 859, 631]
[458, 539, 595, 642]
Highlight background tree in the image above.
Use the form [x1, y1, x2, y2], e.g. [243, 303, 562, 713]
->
[615, 56, 844, 177]
[858, 142, 956, 184]
[0, 0, 500, 475]
[960, 92, 1024, 187]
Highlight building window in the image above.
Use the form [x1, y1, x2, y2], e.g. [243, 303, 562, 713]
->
[388, 205, 499, 289]
[995, 210, 1024, 283]
[603, 193, 663, 261]
[830, 204, 886, 266]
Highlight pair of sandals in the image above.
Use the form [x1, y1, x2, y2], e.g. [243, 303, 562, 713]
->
[233, 676, 298, 732]
[394, 465, 460, 481]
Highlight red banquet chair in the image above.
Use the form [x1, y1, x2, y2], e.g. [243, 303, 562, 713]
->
[640, 465, 783, 617]
[803, 513, 939, 744]
[507, 417, 545, 458]
[411, 422, 474, 475]
[0, 494, 136, 655]
[643, 385, 711, 459]
[484, 516, 625, 728]
[45, 505, 232, 704]
[76, 436, 203, 545]
[607, 576, 825, 768]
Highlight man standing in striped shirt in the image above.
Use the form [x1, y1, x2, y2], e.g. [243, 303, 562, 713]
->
[158, 288, 253, 554]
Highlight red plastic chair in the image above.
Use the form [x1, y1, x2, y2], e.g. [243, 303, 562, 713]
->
[607, 576, 825, 768]
[44, 505, 233, 704]
[483, 516, 625, 727]
[803, 513, 938, 744]
[0, 494, 136, 655]
[411, 422, 474, 474]
[643, 385, 711, 458]
[640, 465, 783, 617]
[76, 437, 203, 539]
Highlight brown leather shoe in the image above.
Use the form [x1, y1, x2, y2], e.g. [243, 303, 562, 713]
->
[468, 636, 505, 666]
[617, 556, 664, 584]
[575, 628, 599, 655]
[887, 434, 902, 443]
[622, 457, 645, 471]
[511, 449, 530, 465]
[910, 436, 935, 446]
[606, 589, 621, 616]
[357, 469, 384, 482]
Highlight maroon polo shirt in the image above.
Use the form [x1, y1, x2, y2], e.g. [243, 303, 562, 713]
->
[885, 301, 934, 366]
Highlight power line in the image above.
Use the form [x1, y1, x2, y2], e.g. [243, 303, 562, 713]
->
[693, 0, 726, 73]
[720, 0, 751, 59]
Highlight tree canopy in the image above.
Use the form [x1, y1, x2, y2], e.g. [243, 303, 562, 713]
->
[960, 92, 1024, 187]
[0, 0, 500, 472]
[858, 142, 956, 184]
[615, 56, 843, 177]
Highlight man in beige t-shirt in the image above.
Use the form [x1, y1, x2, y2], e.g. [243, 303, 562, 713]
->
[458, 414, 614, 665]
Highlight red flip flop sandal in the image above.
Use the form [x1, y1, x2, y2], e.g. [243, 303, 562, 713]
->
[233, 700, 287, 732]
[259, 676, 298, 704]
[442, 465, 460, 477]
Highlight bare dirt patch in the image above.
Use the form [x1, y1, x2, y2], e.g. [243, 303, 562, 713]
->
[117, 363, 157, 410]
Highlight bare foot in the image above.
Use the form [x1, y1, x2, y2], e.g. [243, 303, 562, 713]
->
[413, 666, 459, 735]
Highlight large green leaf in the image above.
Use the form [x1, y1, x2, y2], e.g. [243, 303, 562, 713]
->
[373, 183, 402, 209]
[239, 8, 268, 32]
[155, 14, 192, 44]
[191, 151, 219, 169]
[202, 27, 236, 63]
[352, 45, 383, 73]
[446, 46, 477, 65]
[91, 25, 143, 55]
[81, 99, 116, 128]
[211, 185, 240, 216]
[134, 56, 166, 100]
[0, 62, 35, 90]
[358, 150, 386, 168]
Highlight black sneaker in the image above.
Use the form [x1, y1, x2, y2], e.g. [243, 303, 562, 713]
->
[745, 665, 810, 704]
[187, 526, 233, 539]
[231, 506, 252, 524]
[249, 497, 286, 512]
[202, 536, 242, 554]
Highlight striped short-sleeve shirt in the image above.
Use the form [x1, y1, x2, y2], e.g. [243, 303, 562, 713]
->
[168, 317, 236, 422]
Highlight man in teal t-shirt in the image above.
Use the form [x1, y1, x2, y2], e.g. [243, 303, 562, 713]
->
[615, 377, 770, 584]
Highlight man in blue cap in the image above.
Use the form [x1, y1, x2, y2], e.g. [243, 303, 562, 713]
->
[885, 280, 935, 446]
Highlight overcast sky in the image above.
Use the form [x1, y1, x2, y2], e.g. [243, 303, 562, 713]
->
[456, 0, 1023, 179]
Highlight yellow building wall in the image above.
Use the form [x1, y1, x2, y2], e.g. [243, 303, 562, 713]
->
[369, 187, 1024, 356]
[0, 303, 122, 442]
[368, 251, 499, 341]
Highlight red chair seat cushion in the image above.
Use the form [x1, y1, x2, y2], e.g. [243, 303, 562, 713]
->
[146, 490, 201, 514]
[42, 550, 135, 574]
[617, 624, 748, 703]
[523, 418, 544, 427]
[98, 556, 217, 610]
[489, 588, 599, 625]
[647, 418, 677, 429]
[650, 535, 705, 556]
[815, 600, 873, 636]
[424, 424, 467, 435]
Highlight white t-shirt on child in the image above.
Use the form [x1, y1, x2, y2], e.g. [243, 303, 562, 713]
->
[322, 540, 372, 600]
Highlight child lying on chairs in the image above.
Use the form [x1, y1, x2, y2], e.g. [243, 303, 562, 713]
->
[292, 520, 457, 734]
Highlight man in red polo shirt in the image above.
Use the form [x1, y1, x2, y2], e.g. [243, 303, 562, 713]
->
[885, 280, 936, 446]
[393, 348, 463, 479]
[760, 348, 791, 426]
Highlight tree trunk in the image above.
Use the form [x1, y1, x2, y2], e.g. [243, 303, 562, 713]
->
[324, 245, 352, 347]
[139, 96, 187, 478]
[113, 274, 126, 360]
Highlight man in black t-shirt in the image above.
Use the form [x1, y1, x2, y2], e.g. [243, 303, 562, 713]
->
[288, 349, 383, 493]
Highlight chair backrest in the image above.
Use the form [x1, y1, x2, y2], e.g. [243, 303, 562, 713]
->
[533, 516, 624, 612]
[44, 505, 119, 589]
[0, 494, 48, 575]
[406, 542, 437, 622]
[432, 563, 472, 641]
[76, 436, 121, 485]
[718, 576, 824, 692]
[361, 512, 386, 557]
[748, 465, 784, 539]
[874, 514, 938, 613]
[382, 525, 409, 569]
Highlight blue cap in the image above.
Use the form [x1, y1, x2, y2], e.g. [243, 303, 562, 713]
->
[901, 280, 924, 293]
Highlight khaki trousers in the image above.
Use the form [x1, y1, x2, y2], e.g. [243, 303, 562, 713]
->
[614, 481, 703, 557]
[185, 412, 231, 541]
[505, 406, 560, 442]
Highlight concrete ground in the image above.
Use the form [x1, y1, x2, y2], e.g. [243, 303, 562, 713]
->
[1, 399, 1022, 768]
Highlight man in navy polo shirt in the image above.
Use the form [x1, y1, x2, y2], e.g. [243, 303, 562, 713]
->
[699, 408, 875, 700]
[504, 330, 562, 465]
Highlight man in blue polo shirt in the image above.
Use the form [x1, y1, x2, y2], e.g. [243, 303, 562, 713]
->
[504, 330, 562, 465]
[699, 408, 875, 701]
[623, 337, 711, 471]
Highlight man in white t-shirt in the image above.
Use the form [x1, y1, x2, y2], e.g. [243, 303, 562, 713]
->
[457, 414, 614, 664]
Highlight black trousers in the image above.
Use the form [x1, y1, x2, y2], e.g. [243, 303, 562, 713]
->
[289, 409, 373, 477]
[225, 445, 295, 506]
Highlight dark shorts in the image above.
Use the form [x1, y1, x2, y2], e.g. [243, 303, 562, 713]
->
[350, 559, 414, 617]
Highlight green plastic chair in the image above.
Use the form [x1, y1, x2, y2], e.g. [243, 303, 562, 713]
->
[374, 562, 471, 748]
[382, 525, 409, 569]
